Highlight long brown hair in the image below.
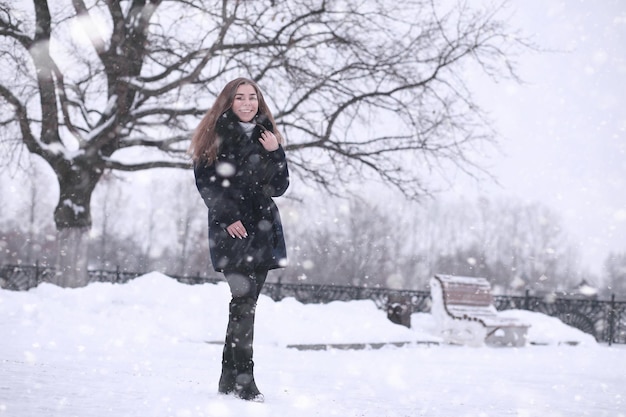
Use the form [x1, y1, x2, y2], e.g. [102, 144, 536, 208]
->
[189, 78, 283, 164]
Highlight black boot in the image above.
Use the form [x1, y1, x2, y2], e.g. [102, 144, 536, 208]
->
[229, 297, 264, 402]
[234, 365, 263, 402]
[218, 341, 237, 394]
[218, 368, 237, 394]
[218, 298, 239, 395]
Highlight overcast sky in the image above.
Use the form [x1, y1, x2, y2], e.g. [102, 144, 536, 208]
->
[456, 0, 625, 274]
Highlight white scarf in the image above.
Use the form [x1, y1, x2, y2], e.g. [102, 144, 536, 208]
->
[238, 122, 255, 138]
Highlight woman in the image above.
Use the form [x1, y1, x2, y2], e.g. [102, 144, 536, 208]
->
[189, 78, 289, 402]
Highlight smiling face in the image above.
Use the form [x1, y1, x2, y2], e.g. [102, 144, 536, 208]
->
[231, 84, 259, 123]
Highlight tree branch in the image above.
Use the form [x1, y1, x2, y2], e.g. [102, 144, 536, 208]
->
[0, 6, 33, 48]
[0, 84, 41, 156]
[71, 0, 108, 57]
[31, 0, 60, 145]
[119, 134, 189, 152]
[102, 158, 190, 171]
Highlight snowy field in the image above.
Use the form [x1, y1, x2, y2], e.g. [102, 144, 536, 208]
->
[1, 272, 624, 417]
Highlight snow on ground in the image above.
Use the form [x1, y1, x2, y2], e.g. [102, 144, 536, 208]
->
[1, 272, 624, 417]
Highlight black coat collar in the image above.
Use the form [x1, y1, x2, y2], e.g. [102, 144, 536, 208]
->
[216, 109, 274, 139]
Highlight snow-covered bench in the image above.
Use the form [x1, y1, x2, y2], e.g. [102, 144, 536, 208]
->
[430, 274, 530, 347]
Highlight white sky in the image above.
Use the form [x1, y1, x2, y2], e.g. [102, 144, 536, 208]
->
[455, 0, 626, 274]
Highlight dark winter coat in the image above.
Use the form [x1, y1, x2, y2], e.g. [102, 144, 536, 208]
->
[194, 109, 289, 272]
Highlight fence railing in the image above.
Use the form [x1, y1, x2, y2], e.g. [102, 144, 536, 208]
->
[1, 263, 624, 345]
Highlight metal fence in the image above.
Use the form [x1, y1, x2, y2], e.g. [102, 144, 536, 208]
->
[1, 263, 624, 345]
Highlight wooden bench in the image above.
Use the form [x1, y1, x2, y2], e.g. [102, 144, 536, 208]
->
[430, 274, 530, 347]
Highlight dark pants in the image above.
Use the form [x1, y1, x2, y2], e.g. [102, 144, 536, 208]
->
[219, 267, 268, 398]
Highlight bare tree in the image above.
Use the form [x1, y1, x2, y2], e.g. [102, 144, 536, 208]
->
[91, 171, 125, 269]
[285, 197, 397, 287]
[0, 0, 525, 286]
[140, 182, 160, 273]
[171, 176, 205, 276]
[23, 161, 51, 264]
[427, 199, 581, 292]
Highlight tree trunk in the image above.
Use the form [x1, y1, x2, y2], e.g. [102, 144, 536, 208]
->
[54, 227, 90, 288]
[50, 159, 101, 288]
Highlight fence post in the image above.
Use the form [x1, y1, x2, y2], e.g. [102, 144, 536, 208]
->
[275, 276, 282, 301]
[608, 293, 616, 346]
[35, 260, 40, 286]
[524, 288, 530, 310]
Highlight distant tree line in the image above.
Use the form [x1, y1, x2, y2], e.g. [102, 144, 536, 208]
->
[1, 164, 624, 297]
[284, 195, 601, 295]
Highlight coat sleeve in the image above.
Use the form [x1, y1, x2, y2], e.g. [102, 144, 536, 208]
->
[194, 160, 242, 226]
[260, 145, 290, 197]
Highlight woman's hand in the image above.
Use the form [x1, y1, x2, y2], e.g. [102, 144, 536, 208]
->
[226, 220, 248, 239]
[259, 130, 279, 151]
